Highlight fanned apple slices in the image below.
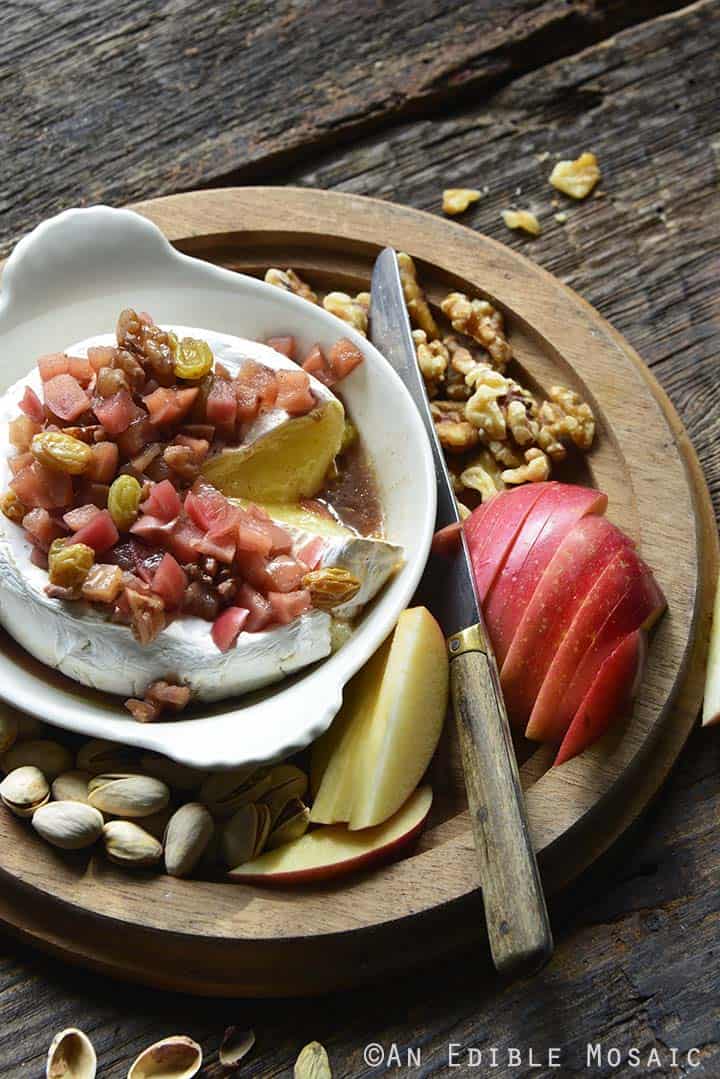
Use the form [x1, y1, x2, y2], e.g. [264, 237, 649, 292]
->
[463, 482, 666, 765]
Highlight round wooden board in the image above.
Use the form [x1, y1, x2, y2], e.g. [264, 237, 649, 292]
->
[0, 188, 715, 997]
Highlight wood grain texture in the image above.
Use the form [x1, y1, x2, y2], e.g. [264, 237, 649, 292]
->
[450, 639, 553, 974]
[1, 0, 719, 1074]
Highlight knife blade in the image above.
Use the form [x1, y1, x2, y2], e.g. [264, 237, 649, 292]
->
[369, 247, 553, 976]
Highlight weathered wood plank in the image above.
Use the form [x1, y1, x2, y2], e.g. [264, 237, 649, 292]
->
[0, 0, 691, 257]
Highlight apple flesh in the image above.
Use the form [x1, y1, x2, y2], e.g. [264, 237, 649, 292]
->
[229, 786, 433, 885]
[554, 631, 646, 766]
[483, 483, 608, 666]
[465, 482, 551, 603]
[310, 606, 448, 830]
[500, 515, 634, 727]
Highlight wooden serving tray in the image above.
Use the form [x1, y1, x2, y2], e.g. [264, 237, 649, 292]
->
[0, 189, 715, 997]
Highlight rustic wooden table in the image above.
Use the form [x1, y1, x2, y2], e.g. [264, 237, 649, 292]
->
[1, 1, 719, 1075]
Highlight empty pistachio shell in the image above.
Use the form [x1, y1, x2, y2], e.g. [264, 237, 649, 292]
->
[76, 738, 138, 775]
[2, 739, 74, 780]
[199, 767, 272, 817]
[103, 820, 163, 867]
[33, 802, 104, 851]
[253, 802, 272, 856]
[127, 1036, 202, 1079]
[260, 764, 308, 825]
[164, 803, 214, 878]
[0, 765, 50, 818]
[46, 1027, 97, 1079]
[88, 774, 170, 818]
[295, 1041, 332, 1079]
[219, 1026, 255, 1067]
[0, 708, 18, 754]
[52, 771, 92, 804]
[139, 753, 207, 792]
[221, 804, 259, 868]
[267, 798, 310, 850]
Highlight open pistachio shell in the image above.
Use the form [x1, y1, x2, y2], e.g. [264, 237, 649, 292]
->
[219, 1027, 255, 1068]
[164, 803, 215, 878]
[199, 767, 272, 817]
[52, 771, 92, 804]
[253, 802, 272, 857]
[88, 774, 170, 818]
[1, 739, 74, 780]
[260, 764, 308, 825]
[266, 798, 311, 850]
[103, 820, 163, 868]
[294, 1041, 332, 1079]
[0, 765, 50, 818]
[127, 1036, 202, 1079]
[46, 1028, 97, 1079]
[33, 802, 104, 851]
[76, 738, 138, 775]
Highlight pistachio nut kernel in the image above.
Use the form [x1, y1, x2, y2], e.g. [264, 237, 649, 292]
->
[88, 773, 170, 818]
[0, 765, 50, 818]
[102, 820, 163, 868]
[266, 797, 311, 850]
[32, 801, 104, 851]
[164, 803, 215, 878]
[46, 1027, 98, 1079]
[2, 739, 74, 780]
[301, 567, 361, 609]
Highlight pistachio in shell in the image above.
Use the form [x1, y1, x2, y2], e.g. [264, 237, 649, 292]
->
[1, 739, 74, 780]
[0, 707, 18, 754]
[0, 765, 50, 818]
[139, 752, 207, 792]
[260, 764, 308, 825]
[294, 1041, 332, 1079]
[219, 1026, 255, 1068]
[164, 803, 214, 878]
[266, 798, 310, 850]
[76, 738, 138, 775]
[46, 1027, 97, 1079]
[221, 804, 259, 869]
[52, 770, 92, 804]
[33, 801, 104, 851]
[199, 766, 272, 817]
[88, 774, 170, 818]
[127, 1036, 202, 1079]
[102, 820, 163, 868]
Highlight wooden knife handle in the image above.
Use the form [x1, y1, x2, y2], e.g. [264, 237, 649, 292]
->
[449, 627, 553, 976]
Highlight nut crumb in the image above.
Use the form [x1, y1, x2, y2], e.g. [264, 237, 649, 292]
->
[501, 210, 542, 236]
[443, 188, 482, 215]
[549, 152, 601, 200]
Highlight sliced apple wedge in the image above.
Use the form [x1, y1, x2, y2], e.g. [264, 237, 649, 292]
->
[465, 482, 551, 602]
[229, 786, 432, 885]
[483, 482, 607, 665]
[554, 631, 646, 767]
[500, 516, 633, 727]
[310, 607, 448, 830]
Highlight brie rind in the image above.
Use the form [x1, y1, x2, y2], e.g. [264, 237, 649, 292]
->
[0, 330, 403, 701]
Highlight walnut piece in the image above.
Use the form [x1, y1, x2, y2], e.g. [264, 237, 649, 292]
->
[413, 330, 448, 397]
[442, 188, 482, 215]
[547, 385, 595, 449]
[430, 400, 479, 453]
[460, 449, 506, 500]
[465, 365, 509, 440]
[264, 268, 318, 305]
[501, 447, 551, 485]
[397, 252, 439, 339]
[549, 152, 601, 200]
[440, 292, 512, 371]
[501, 209, 542, 236]
[323, 291, 370, 336]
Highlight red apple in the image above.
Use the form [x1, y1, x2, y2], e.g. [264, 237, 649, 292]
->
[526, 547, 665, 743]
[228, 786, 432, 885]
[483, 483, 608, 666]
[465, 482, 551, 602]
[554, 631, 646, 766]
[500, 515, 634, 728]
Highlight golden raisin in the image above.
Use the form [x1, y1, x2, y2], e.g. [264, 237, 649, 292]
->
[48, 539, 94, 589]
[108, 475, 142, 531]
[339, 420, 357, 455]
[174, 337, 213, 380]
[31, 431, 92, 475]
[302, 567, 361, 609]
[0, 490, 27, 524]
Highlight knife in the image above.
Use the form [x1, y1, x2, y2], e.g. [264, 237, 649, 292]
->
[369, 247, 553, 976]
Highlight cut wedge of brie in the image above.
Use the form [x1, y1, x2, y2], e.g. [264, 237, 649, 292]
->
[0, 329, 403, 701]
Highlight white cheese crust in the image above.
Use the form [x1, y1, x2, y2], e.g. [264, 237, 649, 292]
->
[0, 328, 403, 701]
